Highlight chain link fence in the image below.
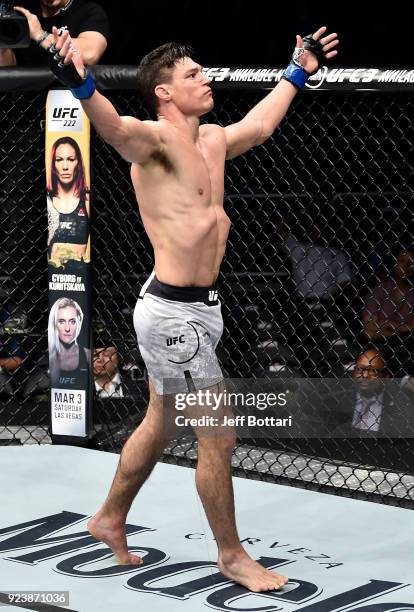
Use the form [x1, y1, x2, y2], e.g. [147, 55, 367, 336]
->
[1, 68, 414, 507]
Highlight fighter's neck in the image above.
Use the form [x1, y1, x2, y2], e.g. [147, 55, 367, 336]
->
[157, 111, 200, 143]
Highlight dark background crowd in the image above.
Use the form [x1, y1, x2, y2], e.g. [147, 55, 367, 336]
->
[0, 0, 410, 67]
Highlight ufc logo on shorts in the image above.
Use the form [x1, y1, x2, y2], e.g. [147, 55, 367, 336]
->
[166, 335, 185, 346]
[209, 290, 218, 301]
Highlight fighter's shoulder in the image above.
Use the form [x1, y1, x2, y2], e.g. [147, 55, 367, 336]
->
[200, 124, 227, 152]
[140, 119, 161, 133]
[122, 117, 160, 138]
[200, 123, 226, 140]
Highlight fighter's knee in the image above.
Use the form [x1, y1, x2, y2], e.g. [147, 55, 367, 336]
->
[220, 435, 237, 454]
[143, 404, 164, 430]
[143, 399, 177, 439]
[198, 433, 237, 455]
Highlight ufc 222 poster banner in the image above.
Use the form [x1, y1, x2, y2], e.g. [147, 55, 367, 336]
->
[46, 90, 92, 440]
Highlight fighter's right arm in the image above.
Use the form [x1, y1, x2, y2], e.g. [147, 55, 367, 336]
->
[81, 93, 162, 164]
[46, 27, 162, 164]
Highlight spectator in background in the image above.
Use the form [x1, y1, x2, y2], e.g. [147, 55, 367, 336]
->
[93, 345, 124, 398]
[350, 347, 389, 433]
[0, 0, 109, 67]
[0, 305, 26, 396]
[363, 248, 414, 377]
[332, 347, 414, 437]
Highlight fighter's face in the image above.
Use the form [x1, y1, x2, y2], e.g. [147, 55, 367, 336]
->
[57, 306, 78, 344]
[54, 143, 79, 187]
[165, 58, 213, 116]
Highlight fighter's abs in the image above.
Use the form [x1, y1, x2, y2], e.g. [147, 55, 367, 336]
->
[129, 138, 227, 285]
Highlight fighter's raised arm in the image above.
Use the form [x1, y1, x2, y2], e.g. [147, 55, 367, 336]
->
[224, 26, 339, 160]
[46, 27, 162, 165]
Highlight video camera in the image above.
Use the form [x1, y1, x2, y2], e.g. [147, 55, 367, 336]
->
[0, 0, 30, 48]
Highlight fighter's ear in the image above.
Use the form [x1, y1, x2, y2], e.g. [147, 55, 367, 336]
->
[155, 84, 172, 104]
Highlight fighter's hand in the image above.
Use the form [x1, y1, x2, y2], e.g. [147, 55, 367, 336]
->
[295, 26, 339, 75]
[45, 26, 96, 98]
[50, 26, 85, 78]
[13, 6, 43, 40]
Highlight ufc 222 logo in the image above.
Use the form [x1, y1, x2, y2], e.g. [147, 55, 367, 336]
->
[52, 107, 79, 127]
[48, 90, 83, 132]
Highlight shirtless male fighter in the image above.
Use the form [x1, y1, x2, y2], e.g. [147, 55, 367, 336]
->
[45, 25, 339, 592]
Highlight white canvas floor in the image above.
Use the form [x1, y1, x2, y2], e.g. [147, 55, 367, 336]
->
[0, 445, 413, 611]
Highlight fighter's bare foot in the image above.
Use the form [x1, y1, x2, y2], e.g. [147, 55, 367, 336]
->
[87, 511, 143, 566]
[218, 551, 288, 592]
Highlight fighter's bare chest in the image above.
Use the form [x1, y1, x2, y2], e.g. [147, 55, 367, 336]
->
[171, 138, 225, 196]
[132, 130, 226, 204]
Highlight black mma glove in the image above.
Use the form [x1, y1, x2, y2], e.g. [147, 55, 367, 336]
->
[282, 33, 325, 89]
[46, 40, 96, 99]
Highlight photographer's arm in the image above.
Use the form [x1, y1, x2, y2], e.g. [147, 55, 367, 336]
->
[13, 6, 106, 65]
[0, 48, 16, 66]
[68, 31, 107, 66]
[36, 30, 106, 65]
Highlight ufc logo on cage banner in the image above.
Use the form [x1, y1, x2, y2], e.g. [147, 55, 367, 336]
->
[52, 107, 79, 119]
[47, 90, 83, 132]
[46, 90, 93, 442]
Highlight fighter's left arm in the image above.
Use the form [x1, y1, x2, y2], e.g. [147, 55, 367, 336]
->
[224, 27, 339, 160]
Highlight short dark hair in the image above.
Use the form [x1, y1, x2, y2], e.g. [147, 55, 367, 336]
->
[137, 42, 194, 112]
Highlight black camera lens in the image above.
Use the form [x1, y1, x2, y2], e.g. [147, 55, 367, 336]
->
[0, 7, 30, 48]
